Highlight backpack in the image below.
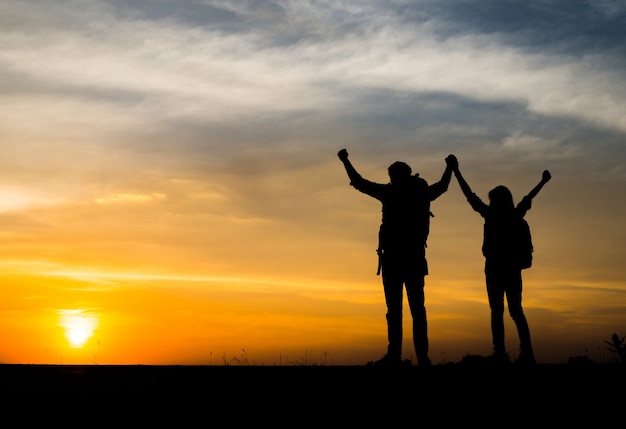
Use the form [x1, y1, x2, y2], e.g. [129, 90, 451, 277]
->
[516, 218, 534, 269]
[376, 175, 431, 275]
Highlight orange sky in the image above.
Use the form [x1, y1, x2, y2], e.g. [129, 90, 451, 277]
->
[0, 160, 624, 365]
[1, 1, 625, 365]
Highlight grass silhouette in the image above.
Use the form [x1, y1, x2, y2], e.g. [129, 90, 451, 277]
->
[1, 334, 624, 425]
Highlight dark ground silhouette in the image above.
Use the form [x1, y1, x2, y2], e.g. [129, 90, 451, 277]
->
[1, 360, 624, 425]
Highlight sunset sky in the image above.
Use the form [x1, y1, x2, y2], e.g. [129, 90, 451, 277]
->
[1, 0, 625, 365]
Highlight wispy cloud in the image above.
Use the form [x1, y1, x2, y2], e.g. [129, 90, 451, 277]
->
[3, 1, 624, 137]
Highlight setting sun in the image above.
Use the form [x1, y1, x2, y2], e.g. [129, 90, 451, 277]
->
[59, 310, 99, 349]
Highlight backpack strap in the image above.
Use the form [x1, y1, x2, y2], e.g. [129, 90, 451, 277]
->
[376, 225, 383, 275]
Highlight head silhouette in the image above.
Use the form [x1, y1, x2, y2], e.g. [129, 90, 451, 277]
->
[388, 161, 412, 184]
[488, 185, 515, 210]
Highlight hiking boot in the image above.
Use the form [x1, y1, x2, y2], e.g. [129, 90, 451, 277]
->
[369, 354, 403, 367]
[418, 356, 432, 367]
[515, 351, 536, 366]
[487, 352, 511, 365]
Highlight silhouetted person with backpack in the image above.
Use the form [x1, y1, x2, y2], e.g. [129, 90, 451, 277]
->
[338, 148, 456, 367]
[451, 160, 551, 365]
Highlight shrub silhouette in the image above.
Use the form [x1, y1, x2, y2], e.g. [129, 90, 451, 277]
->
[604, 333, 626, 364]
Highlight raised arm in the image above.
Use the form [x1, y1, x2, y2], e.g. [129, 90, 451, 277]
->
[426, 154, 456, 200]
[440, 154, 455, 189]
[337, 148, 362, 183]
[451, 158, 474, 200]
[452, 159, 489, 214]
[525, 170, 552, 201]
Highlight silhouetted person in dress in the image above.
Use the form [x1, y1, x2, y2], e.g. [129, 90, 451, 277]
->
[338, 148, 456, 367]
[451, 160, 551, 365]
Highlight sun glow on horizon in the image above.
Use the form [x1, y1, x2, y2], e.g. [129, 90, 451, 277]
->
[58, 309, 99, 349]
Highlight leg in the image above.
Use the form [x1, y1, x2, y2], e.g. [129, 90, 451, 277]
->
[505, 271, 535, 364]
[406, 274, 429, 365]
[485, 261, 506, 356]
[381, 256, 404, 360]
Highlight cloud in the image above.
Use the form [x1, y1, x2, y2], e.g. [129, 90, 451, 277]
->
[2, 0, 625, 142]
[1, 0, 625, 281]
[94, 192, 167, 205]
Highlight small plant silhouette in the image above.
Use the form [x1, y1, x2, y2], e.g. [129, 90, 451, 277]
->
[604, 333, 626, 364]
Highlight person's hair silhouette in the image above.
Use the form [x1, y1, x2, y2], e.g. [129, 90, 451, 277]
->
[451, 160, 551, 365]
[338, 148, 457, 367]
